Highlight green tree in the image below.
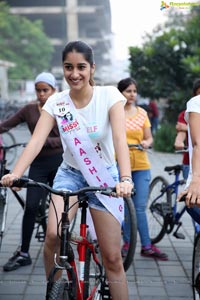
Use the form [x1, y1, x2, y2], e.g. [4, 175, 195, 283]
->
[0, 2, 53, 79]
[129, 7, 200, 123]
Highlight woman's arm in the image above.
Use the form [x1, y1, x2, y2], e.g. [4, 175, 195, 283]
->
[174, 131, 187, 150]
[180, 112, 200, 207]
[109, 101, 131, 179]
[1, 111, 55, 185]
[0, 106, 27, 133]
[141, 127, 153, 149]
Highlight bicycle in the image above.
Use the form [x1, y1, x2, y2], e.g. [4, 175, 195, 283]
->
[179, 195, 200, 300]
[128, 143, 152, 153]
[7, 177, 137, 300]
[0, 143, 74, 248]
[1, 131, 17, 166]
[0, 143, 26, 249]
[147, 162, 188, 244]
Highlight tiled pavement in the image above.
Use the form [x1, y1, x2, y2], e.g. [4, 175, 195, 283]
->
[0, 127, 195, 299]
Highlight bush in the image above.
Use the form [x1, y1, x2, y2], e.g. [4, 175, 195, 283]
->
[153, 123, 177, 153]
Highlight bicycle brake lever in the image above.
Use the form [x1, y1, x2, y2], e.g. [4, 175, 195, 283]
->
[179, 195, 186, 202]
[12, 177, 30, 187]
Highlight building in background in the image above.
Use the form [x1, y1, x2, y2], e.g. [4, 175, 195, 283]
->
[0, 60, 15, 100]
[7, 0, 118, 84]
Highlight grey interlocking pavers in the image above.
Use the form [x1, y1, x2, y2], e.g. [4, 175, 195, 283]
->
[0, 127, 195, 299]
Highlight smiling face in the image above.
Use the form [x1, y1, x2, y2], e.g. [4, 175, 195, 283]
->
[122, 83, 137, 105]
[63, 50, 95, 92]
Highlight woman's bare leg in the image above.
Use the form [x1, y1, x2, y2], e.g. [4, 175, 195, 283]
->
[90, 208, 128, 300]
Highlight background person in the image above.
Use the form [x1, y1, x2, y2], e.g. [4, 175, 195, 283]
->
[0, 72, 63, 272]
[148, 99, 159, 135]
[1, 41, 133, 300]
[174, 78, 200, 181]
[117, 77, 168, 260]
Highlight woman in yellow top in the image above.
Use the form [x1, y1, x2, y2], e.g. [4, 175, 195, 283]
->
[118, 77, 168, 260]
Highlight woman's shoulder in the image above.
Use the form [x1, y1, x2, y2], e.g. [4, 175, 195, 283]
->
[46, 90, 69, 104]
[137, 106, 148, 115]
[95, 85, 117, 92]
[186, 95, 200, 111]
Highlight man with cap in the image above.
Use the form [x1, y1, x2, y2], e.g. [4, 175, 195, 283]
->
[0, 72, 63, 271]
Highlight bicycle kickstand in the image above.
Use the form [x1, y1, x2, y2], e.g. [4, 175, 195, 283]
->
[173, 222, 185, 239]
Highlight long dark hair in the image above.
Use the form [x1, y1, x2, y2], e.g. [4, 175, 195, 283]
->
[62, 40, 95, 86]
[117, 77, 137, 93]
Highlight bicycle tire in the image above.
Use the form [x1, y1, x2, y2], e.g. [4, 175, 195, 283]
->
[1, 132, 17, 166]
[147, 176, 172, 244]
[0, 188, 8, 250]
[83, 246, 103, 300]
[192, 232, 200, 299]
[122, 196, 137, 271]
[48, 278, 70, 300]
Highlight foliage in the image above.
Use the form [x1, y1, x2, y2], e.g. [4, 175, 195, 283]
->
[153, 123, 177, 153]
[129, 7, 200, 122]
[0, 2, 53, 79]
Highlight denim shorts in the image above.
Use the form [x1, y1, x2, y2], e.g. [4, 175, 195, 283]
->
[53, 163, 119, 211]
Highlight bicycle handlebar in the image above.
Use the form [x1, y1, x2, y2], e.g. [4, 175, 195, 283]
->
[175, 148, 189, 154]
[0, 177, 117, 197]
[128, 144, 152, 151]
[0, 143, 27, 150]
[179, 195, 186, 202]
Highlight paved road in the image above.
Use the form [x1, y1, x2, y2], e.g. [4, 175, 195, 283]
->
[0, 127, 195, 299]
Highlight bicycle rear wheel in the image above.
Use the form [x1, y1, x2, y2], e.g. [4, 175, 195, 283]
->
[147, 176, 171, 244]
[122, 196, 137, 271]
[192, 232, 200, 299]
[1, 132, 17, 166]
[48, 278, 70, 300]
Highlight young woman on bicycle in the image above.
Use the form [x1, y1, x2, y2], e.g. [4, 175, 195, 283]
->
[117, 77, 168, 260]
[177, 81, 200, 218]
[176, 79, 200, 223]
[1, 41, 133, 300]
[0, 72, 63, 271]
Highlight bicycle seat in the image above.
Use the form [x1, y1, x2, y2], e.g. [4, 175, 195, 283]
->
[164, 165, 183, 172]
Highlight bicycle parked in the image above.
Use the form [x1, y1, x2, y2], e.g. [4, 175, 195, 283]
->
[147, 162, 188, 244]
[6, 177, 137, 300]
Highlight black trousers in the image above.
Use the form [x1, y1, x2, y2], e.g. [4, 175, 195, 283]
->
[21, 153, 62, 253]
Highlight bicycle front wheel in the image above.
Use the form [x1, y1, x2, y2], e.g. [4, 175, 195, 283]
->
[1, 132, 17, 166]
[192, 232, 200, 299]
[122, 196, 137, 271]
[48, 278, 70, 300]
[83, 246, 104, 300]
[147, 176, 171, 244]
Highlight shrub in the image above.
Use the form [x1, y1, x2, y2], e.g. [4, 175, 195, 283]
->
[153, 123, 177, 153]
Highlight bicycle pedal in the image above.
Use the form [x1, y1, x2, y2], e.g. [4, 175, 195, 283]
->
[173, 232, 185, 239]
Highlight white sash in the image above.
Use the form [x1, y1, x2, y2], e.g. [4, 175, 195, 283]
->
[54, 94, 124, 226]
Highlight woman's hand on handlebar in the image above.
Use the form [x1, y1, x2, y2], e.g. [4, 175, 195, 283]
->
[115, 180, 134, 198]
[140, 140, 151, 150]
[1, 173, 21, 191]
[177, 180, 200, 208]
